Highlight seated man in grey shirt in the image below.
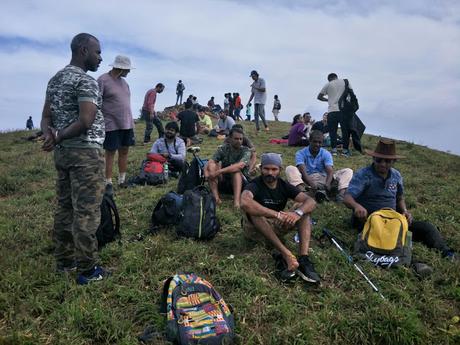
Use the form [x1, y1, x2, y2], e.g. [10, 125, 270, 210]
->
[215, 110, 236, 136]
[150, 121, 186, 173]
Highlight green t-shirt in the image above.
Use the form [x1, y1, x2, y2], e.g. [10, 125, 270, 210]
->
[212, 144, 251, 175]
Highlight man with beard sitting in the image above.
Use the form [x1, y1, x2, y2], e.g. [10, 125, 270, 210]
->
[240, 153, 320, 283]
[150, 121, 186, 175]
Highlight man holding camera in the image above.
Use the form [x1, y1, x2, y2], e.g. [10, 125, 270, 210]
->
[286, 130, 353, 202]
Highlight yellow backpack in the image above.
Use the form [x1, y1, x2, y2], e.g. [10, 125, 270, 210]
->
[354, 208, 412, 267]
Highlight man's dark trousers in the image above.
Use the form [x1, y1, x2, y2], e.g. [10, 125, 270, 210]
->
[328, 111, 350, 150]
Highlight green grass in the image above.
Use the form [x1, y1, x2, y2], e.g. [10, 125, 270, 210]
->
[0, 121, 459, 344]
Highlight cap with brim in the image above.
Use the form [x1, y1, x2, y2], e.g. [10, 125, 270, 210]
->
[365, 138, 405, 159]
[109, 55, 134, 70]
[250, 70, 258, 77]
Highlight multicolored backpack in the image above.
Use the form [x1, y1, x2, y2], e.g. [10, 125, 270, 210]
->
[354, 208, 412, 267]
[160, 273, 235, 345]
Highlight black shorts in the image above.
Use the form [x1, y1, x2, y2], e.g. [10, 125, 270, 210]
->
[218, 173, 249, 194]
[103, 129, 135, 151]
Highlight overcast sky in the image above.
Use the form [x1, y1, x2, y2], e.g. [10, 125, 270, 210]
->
[0, 0, 459, 154]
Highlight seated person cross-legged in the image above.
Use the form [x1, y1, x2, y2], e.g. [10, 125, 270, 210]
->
[150, 121, 186, 174]
[343, 138, 456, 268]
[204, 127, 251, 208]
[240, 153, 320, 284]
[286, 130, 353, 202]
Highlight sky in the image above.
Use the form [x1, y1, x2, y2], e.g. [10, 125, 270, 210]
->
[0, 0, 459, 155]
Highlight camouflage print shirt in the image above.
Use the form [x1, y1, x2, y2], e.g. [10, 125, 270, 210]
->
[46, 65, 105, 148]
[212, 143, 251, 175]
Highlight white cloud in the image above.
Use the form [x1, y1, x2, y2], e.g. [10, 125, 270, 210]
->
[0, 0, 459, 154]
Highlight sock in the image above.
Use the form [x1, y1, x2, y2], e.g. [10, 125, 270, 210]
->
[105, 178, 113, 185]
[118, 173, 126, 184]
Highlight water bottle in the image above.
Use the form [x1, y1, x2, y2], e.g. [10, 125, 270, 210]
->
[163, 163, 169, 181]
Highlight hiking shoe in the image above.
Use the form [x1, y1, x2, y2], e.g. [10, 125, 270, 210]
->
[118, 181, 129, 189]
[56, 261, 77, 273]
[265, 127, 270, 132]
[331, 148, 338, 156]
[335, 194, 345, 203]
[341, 149, 351, 157]
[76, 266, 109, 285]
[412, 262, 433, 278]
[315, 190, 329, 203]
[297, 255, 321, 284]
[442, 250, 457, 262]
[272, 252, 297, 283]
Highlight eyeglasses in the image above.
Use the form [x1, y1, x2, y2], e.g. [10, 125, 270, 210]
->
[375, 158, 395, 164]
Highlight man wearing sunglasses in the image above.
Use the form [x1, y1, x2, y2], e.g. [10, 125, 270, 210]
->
[343, 138, 455, 261]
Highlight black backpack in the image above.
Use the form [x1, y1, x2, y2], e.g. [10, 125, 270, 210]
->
[150, 191, 184, 233]
[338, 79, 359, 114]
[177, 157, 208, 194]
[96, 193, 121, 249]
[176, 186, 220, 240]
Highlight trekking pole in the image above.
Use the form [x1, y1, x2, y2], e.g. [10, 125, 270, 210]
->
[323, 228, 385, 300]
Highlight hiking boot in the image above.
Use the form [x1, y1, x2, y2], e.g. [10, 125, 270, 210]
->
[56, 261, 77, 273]
[331, 148, 338, 156]
[272, 252, 297, 283]
[412, 262, 433, 278]
[297, 255, 321, 284]
[76, 266, 109, 285]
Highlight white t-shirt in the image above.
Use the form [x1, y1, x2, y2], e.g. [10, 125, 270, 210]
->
[251, 77, 267, 105]
[320, 79, 352, 112]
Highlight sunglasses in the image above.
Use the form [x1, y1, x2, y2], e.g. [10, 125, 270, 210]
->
[375, 158, 395, 163]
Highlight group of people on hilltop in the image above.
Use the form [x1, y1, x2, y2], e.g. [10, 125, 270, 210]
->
[40, 32, 456, 288]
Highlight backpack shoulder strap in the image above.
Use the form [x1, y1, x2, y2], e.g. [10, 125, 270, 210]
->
[105, 194, 121, 239]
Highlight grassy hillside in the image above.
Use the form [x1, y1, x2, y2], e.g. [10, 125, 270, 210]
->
[0, 120, 459, 345]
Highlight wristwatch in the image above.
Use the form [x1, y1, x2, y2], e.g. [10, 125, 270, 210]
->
[294, 209, 304, 217]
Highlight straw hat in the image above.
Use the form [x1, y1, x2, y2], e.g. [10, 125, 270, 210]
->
[364, 138, 405, 159]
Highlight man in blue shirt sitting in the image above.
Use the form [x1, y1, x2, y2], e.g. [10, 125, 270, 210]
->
[286, 130, 353, 202]
[150, 121, 186, 174]
[344, 138, 455, 261]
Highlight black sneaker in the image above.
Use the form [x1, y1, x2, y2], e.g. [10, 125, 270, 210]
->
[297, 255, 321, 284]
[272, 252, 297, 283]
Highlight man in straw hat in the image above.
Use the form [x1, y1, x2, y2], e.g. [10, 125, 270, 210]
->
[344, 138, 455, 261]
[240, 153, 320, 284]
[97, 55, 135, 193]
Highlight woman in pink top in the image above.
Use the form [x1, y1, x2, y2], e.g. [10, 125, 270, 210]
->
[288, 114, 308, 147]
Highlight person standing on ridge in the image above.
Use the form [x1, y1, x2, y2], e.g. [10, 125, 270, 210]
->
[272, 95, 281, 121]
[40, 33, 108, 284]
[142, 83, 165, 143]
[26, 116, 34, 130]
[97, 55, 135, 192]
[317, 73, 351, 156]
[247, 70, 269, 132]
[176, 80, 185, 105]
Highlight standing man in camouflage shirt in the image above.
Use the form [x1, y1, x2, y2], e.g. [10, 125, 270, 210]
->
[40, 33, 108, 285]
